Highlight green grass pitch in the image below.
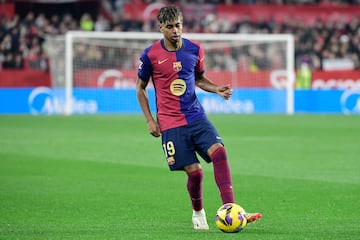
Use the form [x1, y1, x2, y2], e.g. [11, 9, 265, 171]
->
[0, 115, 359, 240]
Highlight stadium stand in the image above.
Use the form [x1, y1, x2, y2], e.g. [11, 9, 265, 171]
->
[0, 0, 359, 75]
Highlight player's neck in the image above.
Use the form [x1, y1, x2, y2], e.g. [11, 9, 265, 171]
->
[164, 38, 182, 51]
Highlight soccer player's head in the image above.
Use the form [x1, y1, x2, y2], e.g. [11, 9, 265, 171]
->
[157, 6, 183, 43]
[157, 6, 183, 25]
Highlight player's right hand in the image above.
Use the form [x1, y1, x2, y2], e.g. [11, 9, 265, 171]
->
[147, 120, 161, 137]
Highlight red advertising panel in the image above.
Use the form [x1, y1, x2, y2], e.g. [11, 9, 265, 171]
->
[312, 70, 360, 89]
[0, 69, 358, 89]
[72, 69, 273, 88]
[0, 70, 51, 87]
[73, 69, 360, 89]
[73, 69, 137, 88]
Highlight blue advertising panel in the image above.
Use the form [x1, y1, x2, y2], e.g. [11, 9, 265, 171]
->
[0, 88, 32, 114]
[197, 89, 286, 114]
[0, 88, 155, 115]
[1, 87, 359, 115]
[295, 90, 360, 114]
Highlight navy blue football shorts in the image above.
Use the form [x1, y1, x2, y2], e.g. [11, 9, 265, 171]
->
[161, 119, 224, 171]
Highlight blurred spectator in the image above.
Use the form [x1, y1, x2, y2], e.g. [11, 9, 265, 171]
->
[1, 34, 13, 53]
[23, 12, 35, 27]
[94, 14, 111, 31]
[26, 44, 48, 70]
[2, 52, 15, 69]
[80, 13, 94, 31]
[14, 52, 24, 69]
[2, 51, 23, 69]
[296, 61, 312, 89]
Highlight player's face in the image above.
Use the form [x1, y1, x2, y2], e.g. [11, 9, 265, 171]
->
[159, 17, 183, 44]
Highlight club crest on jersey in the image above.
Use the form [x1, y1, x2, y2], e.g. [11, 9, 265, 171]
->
[173, 61, 182, 72]
[170, 79, 186, 96]
[167, 156, 175, 166]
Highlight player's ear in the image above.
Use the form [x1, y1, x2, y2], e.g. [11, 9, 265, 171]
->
[158, 23, 163, 32]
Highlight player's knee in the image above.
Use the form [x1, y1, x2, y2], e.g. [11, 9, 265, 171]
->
[207, 143, 224, 157]
[184, 163, 202, 174]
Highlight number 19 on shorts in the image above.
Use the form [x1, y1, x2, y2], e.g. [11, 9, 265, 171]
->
[163, 141, 176, 165]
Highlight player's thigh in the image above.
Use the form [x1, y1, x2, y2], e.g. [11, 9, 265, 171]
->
[192, 119, 223, 162]
[162, 127, 199, 170]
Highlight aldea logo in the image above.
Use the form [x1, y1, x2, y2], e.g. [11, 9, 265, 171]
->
[340, 90, 360, 114]
[28, 87, 98, 115]
[202, 97, 254, 114]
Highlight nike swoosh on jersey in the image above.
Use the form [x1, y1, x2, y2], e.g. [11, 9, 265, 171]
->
[158, 59, 169, 64]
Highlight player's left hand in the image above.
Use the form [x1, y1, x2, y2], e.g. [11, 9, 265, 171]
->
[217, 84, 232, 100]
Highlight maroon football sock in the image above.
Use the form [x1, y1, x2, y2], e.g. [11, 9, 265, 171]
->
[211, 146, 235, 204]
[187, 169, 204, 211]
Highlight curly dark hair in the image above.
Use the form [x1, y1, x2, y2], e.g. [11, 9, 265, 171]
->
[157, 6, 183, 24]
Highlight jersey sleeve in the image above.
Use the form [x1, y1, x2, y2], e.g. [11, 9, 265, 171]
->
[195, 44, 205, 76]
[137, 49, 152, 83]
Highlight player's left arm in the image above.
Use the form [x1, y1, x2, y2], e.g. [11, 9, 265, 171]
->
[195, 74, 232, 100]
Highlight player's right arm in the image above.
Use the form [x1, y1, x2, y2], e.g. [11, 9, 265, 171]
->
[136, 78, 161, 137]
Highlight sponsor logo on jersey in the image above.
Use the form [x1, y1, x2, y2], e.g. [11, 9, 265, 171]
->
[170, 79, 186, 96]
[158, 58, 168, 64]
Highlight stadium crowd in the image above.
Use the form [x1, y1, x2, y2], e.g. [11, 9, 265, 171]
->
[1, 0, 360, 72]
